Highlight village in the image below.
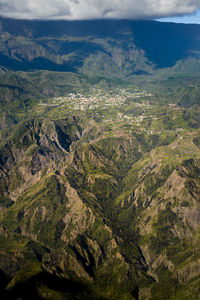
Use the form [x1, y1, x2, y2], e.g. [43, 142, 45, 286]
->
[47, 88, 153, 111]
[38, 87, 184, 136]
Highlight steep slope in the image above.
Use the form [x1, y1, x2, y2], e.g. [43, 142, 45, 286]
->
[0, 117, 140, 299]
[1, 18, 200, 75]
[0, 115, 200, 299]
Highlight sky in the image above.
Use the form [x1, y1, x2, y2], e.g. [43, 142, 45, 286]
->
[0, 0, 200, 24]
[158, 8, 200, 24]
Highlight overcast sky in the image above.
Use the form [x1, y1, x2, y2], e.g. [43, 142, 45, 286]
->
[0, 0, 200, 23]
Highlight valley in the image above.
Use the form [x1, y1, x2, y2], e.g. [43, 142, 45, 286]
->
[0, 17, 200, 300]
[0, 81, 200, 299]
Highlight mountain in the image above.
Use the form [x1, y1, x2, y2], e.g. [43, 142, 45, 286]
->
[1, 17, 200, 136]
[1, 17, 200, 300]
[0, 111, 200, 299]
[1, 17, 200, 75]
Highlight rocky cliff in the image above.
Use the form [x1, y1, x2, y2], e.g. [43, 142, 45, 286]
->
[0, 115, 200, 299]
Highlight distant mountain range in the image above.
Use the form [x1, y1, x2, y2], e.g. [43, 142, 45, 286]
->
[1, 17, 200, 75]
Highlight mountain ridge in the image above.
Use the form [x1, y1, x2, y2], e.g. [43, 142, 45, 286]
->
[1, 112, 200, 299]
[1, 17, 200, 74]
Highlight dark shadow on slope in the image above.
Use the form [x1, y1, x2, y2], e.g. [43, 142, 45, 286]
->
[69, 235, 96, 278]
[132, 21, 200, 68]
[0, 269, 10, 296]
[2, 271, 106, 300]
[0, 54, 77, 72]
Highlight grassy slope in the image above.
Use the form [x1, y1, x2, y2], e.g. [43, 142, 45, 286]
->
[0, 104, 200, 299]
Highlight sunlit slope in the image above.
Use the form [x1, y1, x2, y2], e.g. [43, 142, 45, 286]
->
[0, 113, 200, 299]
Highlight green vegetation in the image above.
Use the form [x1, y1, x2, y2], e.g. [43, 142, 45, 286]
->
[1, 79, 200, 299]
[1, 17, 200, 300]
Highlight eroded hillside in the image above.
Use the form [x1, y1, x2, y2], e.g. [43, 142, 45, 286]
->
[0, 113, 200, 299]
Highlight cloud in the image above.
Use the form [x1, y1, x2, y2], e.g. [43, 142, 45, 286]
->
[0, 0, 200, 20]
